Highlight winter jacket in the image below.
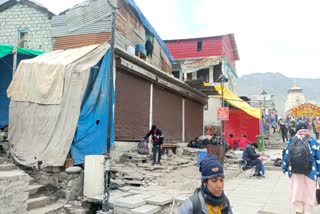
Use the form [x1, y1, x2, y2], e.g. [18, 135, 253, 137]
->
[178, 191, 233, 214]
[242, 144, 260, 161]
[144, 128, 163, 144]
[282, 137, 320, 181]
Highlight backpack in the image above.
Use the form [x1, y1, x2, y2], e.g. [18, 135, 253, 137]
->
[137, 140, 149, 155]
[189, 194, 201, 214]
[288, 136, 312, 175]
[273, 158, 282, 167]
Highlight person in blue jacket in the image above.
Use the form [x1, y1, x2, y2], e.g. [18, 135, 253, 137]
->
[282, 128, 320, 214]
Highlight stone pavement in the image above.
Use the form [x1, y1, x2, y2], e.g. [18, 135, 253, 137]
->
[225, 170, 320, 214]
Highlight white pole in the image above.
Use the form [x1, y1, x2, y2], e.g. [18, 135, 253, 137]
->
[12, 30, 19, 77]
[182, 98, 185, 143]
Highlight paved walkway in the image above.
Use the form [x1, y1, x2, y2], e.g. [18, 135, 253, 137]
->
[225, 170, 320, 214]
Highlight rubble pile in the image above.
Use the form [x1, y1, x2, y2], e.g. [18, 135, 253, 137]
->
[0, 126, 8, 156]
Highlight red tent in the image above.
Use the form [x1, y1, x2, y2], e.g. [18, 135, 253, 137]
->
[224, 109, 261, 143]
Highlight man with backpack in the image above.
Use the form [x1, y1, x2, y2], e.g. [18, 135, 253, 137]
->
[144, 124, 164, 165]
[178, 154, 233, 214]
[282, 128, 320, 214]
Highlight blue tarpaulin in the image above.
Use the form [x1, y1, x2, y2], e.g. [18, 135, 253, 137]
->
[127, 0, 174, 62]
[0, 54, 38, 128]
[71, 50, 115, 165]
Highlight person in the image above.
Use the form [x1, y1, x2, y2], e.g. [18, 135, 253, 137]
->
[282, 128, 320, 214]
[238, 134, 250, 150]
[144, 124, 164, 165]
[278, 119, 288, 143]
[227, 133, 237, 150]
[178, 154, 233, 214]
[271, 121, 278, 134]
[242, 142, 264, 177]
[312, 117, 320, 140]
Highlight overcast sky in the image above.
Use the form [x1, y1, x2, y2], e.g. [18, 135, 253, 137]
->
[37, 0, 320, 78]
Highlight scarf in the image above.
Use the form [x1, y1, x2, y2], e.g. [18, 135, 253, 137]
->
[200, 184, 227, 208]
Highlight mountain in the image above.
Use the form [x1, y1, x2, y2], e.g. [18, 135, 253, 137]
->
[234, 72, 320, 116]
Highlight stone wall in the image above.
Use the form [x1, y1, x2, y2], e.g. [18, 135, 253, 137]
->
[27, 170, 84, 201]
[0, 171, 29, 214]
[0, 3, 53, 51]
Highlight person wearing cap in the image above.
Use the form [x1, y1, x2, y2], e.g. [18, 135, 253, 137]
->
[178, 154, 233, 214]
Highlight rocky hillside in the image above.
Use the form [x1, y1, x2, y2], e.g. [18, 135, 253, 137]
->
[234, 72, 320, 116]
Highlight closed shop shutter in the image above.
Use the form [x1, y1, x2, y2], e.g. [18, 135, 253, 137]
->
[153, 86, 182, 143]
[115, 68, 150, 141]
[185, 99, 203, 142]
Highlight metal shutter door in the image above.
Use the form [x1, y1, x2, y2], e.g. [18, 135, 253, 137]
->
[153, 86, 182, 143]
[185, 99, 203, 142]
[115, 69, 150, 141]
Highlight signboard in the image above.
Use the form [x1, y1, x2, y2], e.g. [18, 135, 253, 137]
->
[217, 107, 229, 120]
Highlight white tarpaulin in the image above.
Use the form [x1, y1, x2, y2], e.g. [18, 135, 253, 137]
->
[7, 43, 109, 168]
[7, 45, 102, 104]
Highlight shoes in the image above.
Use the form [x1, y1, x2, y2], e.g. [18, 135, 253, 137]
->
[157, 161, 162, 165]
[253, 173, 263, 177]
[152, 161, 156, 166]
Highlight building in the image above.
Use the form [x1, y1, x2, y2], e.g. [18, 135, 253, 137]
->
[284, 85, 306, 116]
[51, 0, 207, 144]
[165, 34, 240, 127]
[0, 0, 54, 51]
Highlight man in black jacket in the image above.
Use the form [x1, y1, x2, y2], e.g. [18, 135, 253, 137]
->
[144, 124, 164, 165]
[242, 143, 263, 177]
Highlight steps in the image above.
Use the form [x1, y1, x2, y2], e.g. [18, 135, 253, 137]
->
[27, 179, 66, 214]
[27, 200, 66, 214]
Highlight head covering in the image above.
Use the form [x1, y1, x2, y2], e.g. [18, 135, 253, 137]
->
[200, 154, 224, 182]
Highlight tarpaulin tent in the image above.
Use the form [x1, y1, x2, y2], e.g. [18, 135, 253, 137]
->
[224, 109, 261, 142]
[214, 85, 262, 142]
[0, 44, 43, 128]
[7, 43, 114, 168]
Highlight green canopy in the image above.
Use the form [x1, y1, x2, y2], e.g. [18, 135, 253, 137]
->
[0, 44, 43, 58]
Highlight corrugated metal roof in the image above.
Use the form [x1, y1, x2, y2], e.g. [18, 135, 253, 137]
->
[51, 0, 112, 37]
[51, 0, 174, 63]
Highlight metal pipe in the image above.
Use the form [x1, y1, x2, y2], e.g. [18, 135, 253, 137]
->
[102, 6, 116, 212]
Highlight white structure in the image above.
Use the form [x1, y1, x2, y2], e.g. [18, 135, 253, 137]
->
[284, 85, 306, 115]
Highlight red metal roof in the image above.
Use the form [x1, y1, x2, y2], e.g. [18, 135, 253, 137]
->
[165, 34, 239, 61]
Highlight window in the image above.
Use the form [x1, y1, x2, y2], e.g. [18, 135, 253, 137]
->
[213, 63, 222, 82]
[172, 71, 180, 79]
[19, 30, 28, 48]
[197, 69, 209, 82]
[145, 30, 154, 58]
[197, 39, 202, 51]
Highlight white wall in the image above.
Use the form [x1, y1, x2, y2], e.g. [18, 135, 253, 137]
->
[203, 96, 221, 128]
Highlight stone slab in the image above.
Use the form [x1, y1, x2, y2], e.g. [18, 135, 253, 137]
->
[27, 196, 51, 210]
[113, 195, 146, 209]
[27, 184, 45, 196]
[27, 201, 66, 214]
[113, 205, 132, 214]
[131, 204, 161, 214]
[146, 195, 173, 206]
[0, 163, 16, 171]
[175, 195, 190, 204]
